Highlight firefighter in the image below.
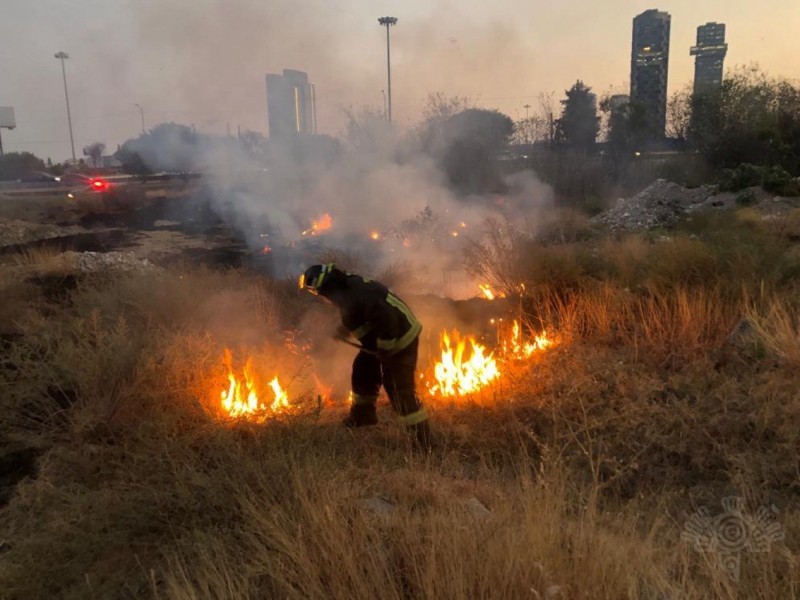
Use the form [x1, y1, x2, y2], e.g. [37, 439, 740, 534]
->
[299, 263, 432, 449]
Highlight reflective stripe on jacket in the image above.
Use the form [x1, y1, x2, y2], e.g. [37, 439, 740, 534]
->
[339, 275, 421, 355]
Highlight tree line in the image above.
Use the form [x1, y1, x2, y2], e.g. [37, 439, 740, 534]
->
[3, 65, 797, 201]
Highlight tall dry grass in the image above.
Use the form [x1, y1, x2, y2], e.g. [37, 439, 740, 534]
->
[1, 232, 798, 599]
[745, 297, 800, 367]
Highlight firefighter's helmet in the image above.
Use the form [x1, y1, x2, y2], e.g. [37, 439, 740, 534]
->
[299, 263, 336, 295]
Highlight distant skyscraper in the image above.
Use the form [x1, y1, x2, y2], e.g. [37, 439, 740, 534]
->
[691, 23, 727, 93]
[630, 9, 671, 140]
[266, 69, 317, 139]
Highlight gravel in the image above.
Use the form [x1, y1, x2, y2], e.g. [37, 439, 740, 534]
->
[591, 179, 725, 232]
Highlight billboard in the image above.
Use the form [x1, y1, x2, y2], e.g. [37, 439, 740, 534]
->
[0, 107, 16, 129]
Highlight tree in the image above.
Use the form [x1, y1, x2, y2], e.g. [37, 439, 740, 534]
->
[116, 123, 199, 173]
[666, 87, 692, 143]
[442, 109, 513, 148]
[342, 105, 393, 153]
[416, 92, 472, 154]
[688, 66, 800, 174]
[238, 130, 265, 155]
[438, 108, 514, 194]
[82, 142, 106, 167]
[511, 114, 553, 145]
[0, 152, 46, 180]
[597, 96, 650, 179]
[555, 81, 600, 151]
[538, 91, 558, 145]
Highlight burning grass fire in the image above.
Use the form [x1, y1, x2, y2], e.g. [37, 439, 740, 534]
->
[478, 283, 506, 300]
[219, 348, 290, 421]
[502, 320, 554, 359]
[425, 320, 556, 399]
[301, 213, 333, 236]
[427, 332, 500, 397]
[213, 322, 555, 421]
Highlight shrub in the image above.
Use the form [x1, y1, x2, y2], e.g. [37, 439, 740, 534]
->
[718, 163, 763, 192]
[762, 165, 799, 195]
[719, 163, 800, 196]
[735, 190, 757, 206]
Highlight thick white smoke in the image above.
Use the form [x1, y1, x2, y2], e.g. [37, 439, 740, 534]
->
[194, 128, 553, 298]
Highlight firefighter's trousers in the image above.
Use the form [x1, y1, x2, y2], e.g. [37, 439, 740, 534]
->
[350, 337, 427, 425]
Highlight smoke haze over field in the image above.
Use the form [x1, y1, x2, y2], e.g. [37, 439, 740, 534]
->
[1, 0, 799, 161]
[193, 130, 554, 297]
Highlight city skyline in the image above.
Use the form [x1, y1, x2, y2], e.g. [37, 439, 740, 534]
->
[0, 0, 798, 161]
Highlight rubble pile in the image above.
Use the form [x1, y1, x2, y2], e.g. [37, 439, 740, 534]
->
[0, 218, 85, 248]
[591, 180, 721, 232]
[72, 251, 159, 273]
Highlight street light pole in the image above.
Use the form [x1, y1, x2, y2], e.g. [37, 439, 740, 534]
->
[523, 103, 531, 145]
[377, 17, 398, 124]
[54, 51, 76, 163]
[134, 103, 146, 134]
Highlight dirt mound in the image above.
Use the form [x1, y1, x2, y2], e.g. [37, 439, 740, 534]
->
[0, 218, 86, 248]
[592, 179, 720, 232]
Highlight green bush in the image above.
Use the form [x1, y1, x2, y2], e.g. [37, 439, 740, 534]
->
[719, 163, 762, 192]
[763, 166, 800, 195]
[735, 190, 757, 206]
[719, 163, 800, 196]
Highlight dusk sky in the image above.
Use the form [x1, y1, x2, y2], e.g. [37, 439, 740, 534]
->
[1, 0, 798, 162]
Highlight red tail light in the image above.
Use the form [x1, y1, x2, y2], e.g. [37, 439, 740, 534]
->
[90, 178, 109, 192]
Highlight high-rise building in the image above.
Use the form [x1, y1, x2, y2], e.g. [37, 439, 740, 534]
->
[691, 23, 727, 93]
[265, 69, 317, 139]
[630, 9, 671, 140]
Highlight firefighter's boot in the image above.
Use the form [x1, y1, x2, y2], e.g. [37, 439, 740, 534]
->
[343, 403, 378, 428]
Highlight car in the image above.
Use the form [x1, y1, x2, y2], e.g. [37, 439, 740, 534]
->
[65, 175, 113, 200]
[59, 172, 93, 187]
[17, 171, 61, 184]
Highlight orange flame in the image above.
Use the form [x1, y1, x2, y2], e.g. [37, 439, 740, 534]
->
[479, 284, 506, 300]
[302, 213, 333, 236]
[426, 321, 556, 398]
[501, 320, 554, 359]
[219, 349, 289, 420]
[427, 332, 500, 397]
[370, 231, 381, 240]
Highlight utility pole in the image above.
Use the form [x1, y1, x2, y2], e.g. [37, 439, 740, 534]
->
[134, 103, 146, 134]
[523, 103, 531, 144]
[54, 51, 76, 163]
[377, 17, 398, 124]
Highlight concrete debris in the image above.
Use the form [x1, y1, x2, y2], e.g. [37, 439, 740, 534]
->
[0, 218, 85, 248]
[73, 251, 158, 273]
[591, 179, 723, 232]
[464, 496, 491, 517]
[360, 495, 395, 516]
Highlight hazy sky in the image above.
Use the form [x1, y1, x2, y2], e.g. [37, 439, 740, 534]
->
[1, 0, 798, 162]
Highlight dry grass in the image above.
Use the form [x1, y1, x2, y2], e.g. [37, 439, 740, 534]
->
[1, 223, 799, 599]
[745, 297, 800, 367]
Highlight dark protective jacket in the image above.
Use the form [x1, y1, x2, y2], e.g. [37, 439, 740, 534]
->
[328, 275, 421, 355]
